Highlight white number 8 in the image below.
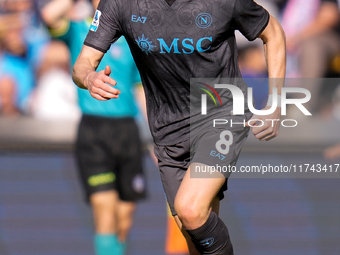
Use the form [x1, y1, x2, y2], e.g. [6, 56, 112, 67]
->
[215, 130, 233, 155]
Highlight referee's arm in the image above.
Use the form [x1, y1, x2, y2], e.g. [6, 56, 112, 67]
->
[40, 0, 72, 30]
[246, 15, 286, 142]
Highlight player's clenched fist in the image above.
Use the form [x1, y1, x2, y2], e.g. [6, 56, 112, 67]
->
[84, 65, 120, 101]
[245, 106, 281, 142]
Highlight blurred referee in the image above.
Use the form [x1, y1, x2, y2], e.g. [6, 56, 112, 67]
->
[41, 1, 147, 254]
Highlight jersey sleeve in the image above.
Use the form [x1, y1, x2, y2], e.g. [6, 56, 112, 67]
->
[84, 0, 122, 53]
[231, 0, 270, 41]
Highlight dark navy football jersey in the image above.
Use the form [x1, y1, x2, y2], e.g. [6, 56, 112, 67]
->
[84, 0, 269, 145]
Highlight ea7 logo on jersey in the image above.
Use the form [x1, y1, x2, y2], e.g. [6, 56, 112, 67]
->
[131, 15, 147, 23]
[90, 10, 102, 32]
[210, 150, 226, 160]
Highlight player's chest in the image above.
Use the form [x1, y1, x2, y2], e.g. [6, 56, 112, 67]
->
[121, 0, 233, 55]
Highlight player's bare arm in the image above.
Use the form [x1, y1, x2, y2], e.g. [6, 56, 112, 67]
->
[247, 14, 286, 142]
[72, 45, 120, 101]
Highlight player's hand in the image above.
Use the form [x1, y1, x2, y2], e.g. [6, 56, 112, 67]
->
[84, 65, 120, 101]
[245, 107, 281, 142]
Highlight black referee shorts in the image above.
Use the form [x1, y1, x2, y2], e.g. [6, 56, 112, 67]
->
[75, 114, 146, 202]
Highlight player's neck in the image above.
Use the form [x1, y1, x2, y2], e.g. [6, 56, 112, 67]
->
[164, 0, 176, 6]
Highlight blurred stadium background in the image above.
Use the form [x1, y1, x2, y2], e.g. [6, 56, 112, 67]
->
[0, 0, 340, 255]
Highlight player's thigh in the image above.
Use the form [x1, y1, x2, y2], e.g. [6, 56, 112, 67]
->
[175, 127, 250, 215]
[154, 141, 190, 216]
[192, 127, 250, 179]
[175, 163, 225, 217]
[156, 140, 226, 217]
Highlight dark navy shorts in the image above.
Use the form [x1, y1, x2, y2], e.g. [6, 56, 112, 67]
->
[154, 119, 250, 215]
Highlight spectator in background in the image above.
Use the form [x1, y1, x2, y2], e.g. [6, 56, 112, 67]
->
[41, 1, 147, 255]
[29, 40, 81, 120]
[281, 0, 340, 114]
[0, 0, 49, 116]
[0, 15, 35, 115]
[0, 74, 19, 116]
